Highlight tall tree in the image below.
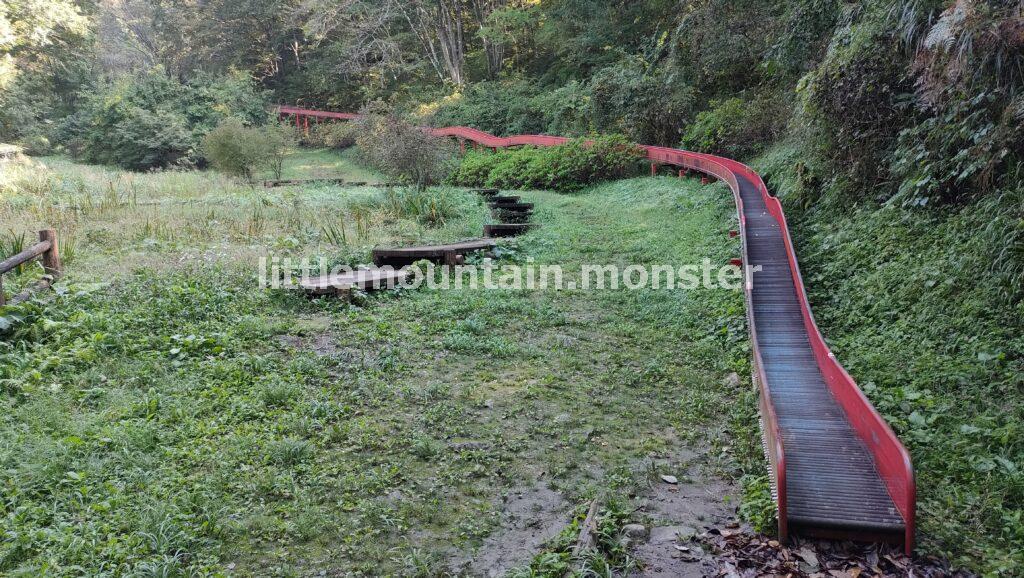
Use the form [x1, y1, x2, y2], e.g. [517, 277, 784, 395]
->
[0, 0, 92, 140]
[401, 0, 467, 86]
[469, 0, 507, 79]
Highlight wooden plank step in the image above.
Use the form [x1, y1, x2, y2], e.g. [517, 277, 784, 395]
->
[484, 224, 534, 238]
[471, 188, 500, 196]
[300, 268, 411, 296]
[372, 239, 497, 267]
[489, 201, 533, 211]
[494, 209, 533, 224]
[490, 195, 520, 203]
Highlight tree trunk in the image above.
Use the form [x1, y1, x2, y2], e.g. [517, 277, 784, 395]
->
[436, 0, 465, 86]
[402, 0, 466, 86]
[469, 0, 506, 79]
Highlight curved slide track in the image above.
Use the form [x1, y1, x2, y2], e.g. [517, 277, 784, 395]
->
[277, 105, 917, 553]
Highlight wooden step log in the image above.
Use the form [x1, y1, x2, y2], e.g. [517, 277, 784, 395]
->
[472, 188, 500, 197]
[489, 202, 534, 211]
[494, 210, 533, 224]
[372, 239, 497, 268]
[300, 267, 412, 297]
[490, 195, 520, 203]
[484, 224, 534, 238]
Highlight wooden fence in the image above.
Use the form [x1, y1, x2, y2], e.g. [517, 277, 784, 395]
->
[0, 229, 62, 306]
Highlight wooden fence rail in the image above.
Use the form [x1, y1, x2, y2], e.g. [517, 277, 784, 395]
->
[0, 229, 61, 306]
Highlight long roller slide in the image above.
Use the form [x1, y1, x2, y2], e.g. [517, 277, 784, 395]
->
[276, 106, 917, 553]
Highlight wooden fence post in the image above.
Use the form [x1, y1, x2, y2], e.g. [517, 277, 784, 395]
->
[39, 229, 61, 277]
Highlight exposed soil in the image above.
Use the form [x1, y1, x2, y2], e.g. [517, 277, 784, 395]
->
[450, 483, 571, 577]
[630, 450, 737, 577]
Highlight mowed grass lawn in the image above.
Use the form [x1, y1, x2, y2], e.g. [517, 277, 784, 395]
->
[0, 150, 756, 576]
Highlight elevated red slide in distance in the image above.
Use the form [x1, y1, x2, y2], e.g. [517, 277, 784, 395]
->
[277, 105, 916, 553]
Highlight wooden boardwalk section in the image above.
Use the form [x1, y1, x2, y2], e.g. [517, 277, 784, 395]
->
[300, 268, 411, 296]
[372, 239, 497, 267]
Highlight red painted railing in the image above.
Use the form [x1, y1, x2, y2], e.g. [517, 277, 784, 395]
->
[274, 106, 915, 551]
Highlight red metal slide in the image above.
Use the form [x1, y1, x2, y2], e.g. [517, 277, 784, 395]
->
[276, 106, 916, 553]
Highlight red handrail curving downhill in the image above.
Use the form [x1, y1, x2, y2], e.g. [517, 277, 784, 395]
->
[275, 106, 916, 553]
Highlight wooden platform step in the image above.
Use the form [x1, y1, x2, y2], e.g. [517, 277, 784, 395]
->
[300, 268, 411, 296]
[489, 201, 533, 211]
[472, 188, 500, 196]
[493, 209, 533, 223]
[372, 239, 497, 267]
[490, 195, 520, 203]
[484, 224, 534, 238]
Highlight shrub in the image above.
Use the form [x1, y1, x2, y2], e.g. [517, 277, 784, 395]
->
[794, 18, 911, 188]
[447, 149, 500, 187]
[260, 123, 298, 180]
[430, 79, 553, 136]
[427, 68, 691, 146]
[203, 119, 295, 181]
[19, 134, 52, 156]
[680, 95, 787, 159]
[304, 122, 357, 150]
[448, 135, 644, 192]
[57, 71, 269, 170]
[588, 60, 694, 145]
[354, 106, 457, 191]
[485, 147, 545, 190]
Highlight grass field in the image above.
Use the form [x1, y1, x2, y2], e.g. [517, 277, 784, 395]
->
[0, 150, 757, 576]
[0, 150, 484, 284]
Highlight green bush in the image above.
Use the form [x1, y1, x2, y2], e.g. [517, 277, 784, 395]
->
[447, 149, 500, 187]
[302, 121, 357, 150]
[431, 79, 554, 136]
[57, 71, 269, 170]
[18, 134, 53, 156]
[203, 119, 295, 181]
[428, 67, 691, 146]
[794, 17, 911, 188]
[447, 135, 644, 192]
[354, 107, 457, 191]
[588, 60, 694, 145]
[680, 95, 786, 159]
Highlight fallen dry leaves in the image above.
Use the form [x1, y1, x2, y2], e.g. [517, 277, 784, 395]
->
[697, 523, 975, 578]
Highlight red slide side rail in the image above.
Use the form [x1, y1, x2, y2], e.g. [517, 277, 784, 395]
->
[276, 107, 915, 551]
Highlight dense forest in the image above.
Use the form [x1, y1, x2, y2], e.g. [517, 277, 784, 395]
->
[5, 0, 1024, 211]
[2, 0, 1023, 575]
